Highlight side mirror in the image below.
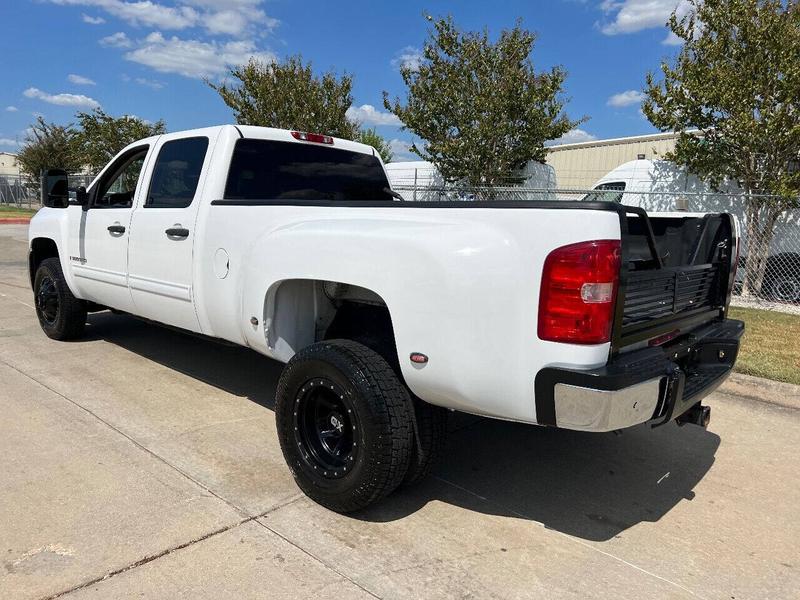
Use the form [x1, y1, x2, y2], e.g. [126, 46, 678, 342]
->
[75, 186, 88, 207]
[41, 169, 69, 208]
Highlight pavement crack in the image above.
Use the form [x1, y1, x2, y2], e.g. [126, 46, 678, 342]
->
[0, 357, 249, 518]
[0, 279, 32, 291]
[433, 475, 710, 600]
[39, 499, 300, 600]
[253, 517, 383, 599]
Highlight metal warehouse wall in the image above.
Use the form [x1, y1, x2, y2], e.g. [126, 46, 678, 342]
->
[546, 132, 679, 190]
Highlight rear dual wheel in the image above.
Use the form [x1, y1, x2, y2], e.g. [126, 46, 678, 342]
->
[275, 340, 414, 513]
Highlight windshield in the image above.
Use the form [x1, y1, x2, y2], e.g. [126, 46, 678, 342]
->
[582, 181, 626, 203]
[224, 139, 393, 202]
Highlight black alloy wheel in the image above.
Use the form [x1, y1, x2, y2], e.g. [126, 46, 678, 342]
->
[36, 275, 59, 325]
[33, 257, 87, 340]
[294, 377, 358, 479]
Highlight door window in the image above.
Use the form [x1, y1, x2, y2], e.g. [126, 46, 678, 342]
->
[146, 137, 209, 208]
[94, 148, 148, 208]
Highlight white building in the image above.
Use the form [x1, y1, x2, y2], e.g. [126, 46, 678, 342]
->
[0, 152, 20, 176]
[546, 132, 680, 190]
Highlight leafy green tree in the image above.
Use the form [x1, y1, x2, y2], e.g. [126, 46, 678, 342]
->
[17, 117, 81, 185]
[210, 56, 359, 139]
[355, 127, 394, 163]
[74, 109, 166, 173]
[643, 0, 800, 296]
[383, 15, 583, 187]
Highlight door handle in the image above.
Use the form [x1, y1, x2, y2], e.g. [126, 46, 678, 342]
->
[107, 224, 126, 234]
[165, 226, 190, 238]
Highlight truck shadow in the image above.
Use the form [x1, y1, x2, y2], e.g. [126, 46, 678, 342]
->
[84, 312, 720, 543]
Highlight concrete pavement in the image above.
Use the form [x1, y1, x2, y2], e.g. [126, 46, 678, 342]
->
[1, 223, 798, 599]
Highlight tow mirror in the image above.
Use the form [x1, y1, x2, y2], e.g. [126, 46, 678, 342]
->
[41, 169, 69, 208]
[75, 186, 88, 207]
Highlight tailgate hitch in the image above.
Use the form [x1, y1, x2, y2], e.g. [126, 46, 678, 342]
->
[676, 404, 711, 429]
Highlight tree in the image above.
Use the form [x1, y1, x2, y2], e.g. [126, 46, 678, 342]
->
[16, 117, 81, 185]
[210, 56, 359, 139]
[383, 15, 583, 187]
[355, 127, 394, 163]
[643, 0, 800, 297]
[74, 109, 166, 173]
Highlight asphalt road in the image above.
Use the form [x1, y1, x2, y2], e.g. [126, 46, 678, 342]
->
[1, 223, 798, 599]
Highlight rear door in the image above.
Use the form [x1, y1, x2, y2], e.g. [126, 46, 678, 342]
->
[127, 133, 213, 332]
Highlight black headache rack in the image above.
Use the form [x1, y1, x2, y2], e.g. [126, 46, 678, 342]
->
[611, 207, 737, 351]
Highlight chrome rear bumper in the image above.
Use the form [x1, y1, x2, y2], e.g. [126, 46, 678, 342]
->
[554, 377, 662, 432]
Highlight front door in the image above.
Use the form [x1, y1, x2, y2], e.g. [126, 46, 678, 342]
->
[67, 146, 151, 312]
[127, 135, 212, 332]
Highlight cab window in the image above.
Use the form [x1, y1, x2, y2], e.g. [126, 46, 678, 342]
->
[94, 147, 148, 208]
[146, 137, 209, 208]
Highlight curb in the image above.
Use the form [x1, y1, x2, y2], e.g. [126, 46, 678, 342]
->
[719, 372, 800, 410]
[0, 218, 31, 224]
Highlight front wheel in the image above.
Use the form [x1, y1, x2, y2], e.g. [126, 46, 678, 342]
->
[275, 340, 413, 513]
[34, 257, 87, 340]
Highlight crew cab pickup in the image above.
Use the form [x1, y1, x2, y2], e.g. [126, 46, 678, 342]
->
[29, 125, 744, 512]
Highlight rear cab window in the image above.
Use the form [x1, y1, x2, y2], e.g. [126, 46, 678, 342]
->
[146, 137, 209, 208]
[224, 139, 394, 202]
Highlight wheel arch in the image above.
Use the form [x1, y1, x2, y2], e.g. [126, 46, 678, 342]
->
[263, 278, 399, 365]
[29, 237, 60, 289]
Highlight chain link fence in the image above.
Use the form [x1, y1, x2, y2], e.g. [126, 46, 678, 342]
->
[3, 170, 798, 314]
[0, 174, 95, 209]
[392, 184, 800, 315]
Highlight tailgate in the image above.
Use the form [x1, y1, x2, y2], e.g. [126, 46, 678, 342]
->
[613, 208, 737, 351]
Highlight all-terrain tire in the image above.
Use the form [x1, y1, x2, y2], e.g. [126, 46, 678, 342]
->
[33, 257, 87, 340]
[275, 339, 413, 513]
[402, 397, 448, 486]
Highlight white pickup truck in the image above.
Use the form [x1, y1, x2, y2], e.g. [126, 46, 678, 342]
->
[29, 125, 744, 512]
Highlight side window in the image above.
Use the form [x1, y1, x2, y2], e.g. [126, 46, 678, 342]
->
[94, 148, 148, 208]
[146, 137, 209, 208]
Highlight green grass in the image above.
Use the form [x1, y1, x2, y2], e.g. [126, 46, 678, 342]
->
[729, 306, 800, 385]
[0, 204, 37, 219]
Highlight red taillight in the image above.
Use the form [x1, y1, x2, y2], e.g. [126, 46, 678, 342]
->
[291, 131, 334, 144]
[538, 240, 621, 345]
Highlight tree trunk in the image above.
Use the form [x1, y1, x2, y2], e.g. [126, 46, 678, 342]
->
[741, 198, 780, 299]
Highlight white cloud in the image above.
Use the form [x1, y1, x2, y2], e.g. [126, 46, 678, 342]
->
[662, 30, 683, 45]
[68, 73, 96, 85]
[387, 139, 417, 161]
[125, 32, 275, 78]
[51, 1, 198, 30]
[5, 106, 18, 112]
[607, 89, 645, 107]
[23, 87, 100, 109]
[81, 13, 105, 24]
[391, 46, 422, 71]
[600, 0, 690, 35]
[0, 138, 20, 147]
[548, 128, 598, 146]
[346, 104, 403, 127]
[100, 31, 132, 47]
[51, 0, 279, 37]
[135, 77, 164, 89]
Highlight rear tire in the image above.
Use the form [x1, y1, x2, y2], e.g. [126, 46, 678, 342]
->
[34, 257, 87, 340]
[402, 397, 448, 486]
[275, 340, 413, 513]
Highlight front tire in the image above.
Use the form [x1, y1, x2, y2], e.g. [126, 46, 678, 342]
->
[34, 257, 87, 340]
[275, 340, 413, 513]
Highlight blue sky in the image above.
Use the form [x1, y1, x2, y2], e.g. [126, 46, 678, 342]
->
[0, 0, 687, 159]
